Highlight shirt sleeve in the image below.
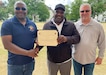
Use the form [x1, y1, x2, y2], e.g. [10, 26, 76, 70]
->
[66, 23, 80, 45]
[1, 20, 12, 36]
[97, 24, 105, 58]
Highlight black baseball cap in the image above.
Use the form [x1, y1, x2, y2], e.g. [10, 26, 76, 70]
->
[55, 4, 65, 11]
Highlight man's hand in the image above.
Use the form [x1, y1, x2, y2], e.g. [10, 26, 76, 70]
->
[26, 48, 39, 58]
[34, 47, 39, 54]
[95, 57, 103, 65]
[57, 35, 67, 44]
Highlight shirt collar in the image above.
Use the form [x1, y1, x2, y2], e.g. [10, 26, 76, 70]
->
[78, 18, 94, 26]
[51, 18, 65, 26]
[12, 15, 30, 24]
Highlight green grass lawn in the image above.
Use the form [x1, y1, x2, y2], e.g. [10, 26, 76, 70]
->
[0, 22, 106, 75]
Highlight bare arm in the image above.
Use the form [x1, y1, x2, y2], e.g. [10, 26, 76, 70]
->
[1, 35, 37, 58]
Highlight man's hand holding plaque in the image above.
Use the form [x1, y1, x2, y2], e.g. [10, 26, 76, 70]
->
[57, 35, 67, 44]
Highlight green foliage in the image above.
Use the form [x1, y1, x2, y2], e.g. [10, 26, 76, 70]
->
[88, 0, 106, 18]
[0, 0, 50, 22]
[65, 0, 106, 21]
[7, 0, 17, 15]
[0, 1, 9, 20]
[25, 0, 50, 21]
[65, 0, 83, 21]
[0, 7, 8, 20]
[65, 5, 71, 20]
[35, 2, 50, 21]
[70, 0, 83, 21]
[22, 0, 38, 20]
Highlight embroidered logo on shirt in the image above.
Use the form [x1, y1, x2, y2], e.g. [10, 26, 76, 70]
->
[28, 25, 34, 32]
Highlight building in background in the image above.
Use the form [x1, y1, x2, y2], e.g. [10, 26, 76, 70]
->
[0, 0, 3, 6]
[95, 12, 106, 22]
[0, 0, 8, 6]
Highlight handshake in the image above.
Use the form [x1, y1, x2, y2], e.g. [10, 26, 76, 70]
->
[28, 35, 67, 58]
[26, 47, 39, 58]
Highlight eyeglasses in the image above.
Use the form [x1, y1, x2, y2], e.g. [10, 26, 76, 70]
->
[15, 7, 26, 11]
[80, 10, 90, 13]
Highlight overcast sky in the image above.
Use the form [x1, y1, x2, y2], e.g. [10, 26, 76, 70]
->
[45, 0, 74, 10]
[2, 0, 74, 10]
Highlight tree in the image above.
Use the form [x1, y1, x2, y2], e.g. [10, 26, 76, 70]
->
[0, 7, 8, 20]
[65, 0, 106, 21]
[0, 1, 9, 20]
[88, 0, 106, 18]
[1, 0, 50, 22]
[65, 0, 83, 21]
[65, 5, 71, 20]
[69, 0, 83, 21]
[23, 0, 39, 21]
[35, 2, 50, 21]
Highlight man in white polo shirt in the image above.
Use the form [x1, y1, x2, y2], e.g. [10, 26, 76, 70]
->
[73, 3, 105, 75]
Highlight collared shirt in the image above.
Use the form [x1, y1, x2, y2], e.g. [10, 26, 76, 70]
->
[73, 18, 105, 64]
[52, 18, 65, 35]
[1, 16, 37, 65]
[51, 18, 72, 64]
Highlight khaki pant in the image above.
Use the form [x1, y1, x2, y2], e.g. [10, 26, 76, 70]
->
[47, 59, 72, 75]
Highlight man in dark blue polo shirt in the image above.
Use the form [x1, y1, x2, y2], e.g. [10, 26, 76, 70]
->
[1, 1, 38, 75]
